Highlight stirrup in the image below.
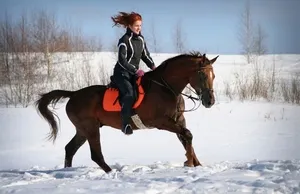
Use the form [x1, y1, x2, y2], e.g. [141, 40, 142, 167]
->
[122, 124, 133, 135]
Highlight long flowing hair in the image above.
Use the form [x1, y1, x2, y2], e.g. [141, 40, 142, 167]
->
[111, 12, 142, 28]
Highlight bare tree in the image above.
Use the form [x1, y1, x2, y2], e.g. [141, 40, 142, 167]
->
[85, 36, 103, 52]
[238, 1, 268, 64]
[0, 12, 43, 107]
[0, 9, 106, 106]
[173, 20, 186, 53]
[31, 11, 59, 79]
[149, 19, 160, 53]
[0, 12, 13, 86]
[0, 12, 14, 106]
[238, 1, 255, 64]
[68, 27, 102, 52]
[110, 27, 123, 60]
[253, 23, 267, 55]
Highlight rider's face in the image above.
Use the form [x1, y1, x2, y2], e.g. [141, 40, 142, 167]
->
[129, 20, 142, 34]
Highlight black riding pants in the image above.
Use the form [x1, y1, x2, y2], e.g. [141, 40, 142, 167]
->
[113, 72, 136, 125]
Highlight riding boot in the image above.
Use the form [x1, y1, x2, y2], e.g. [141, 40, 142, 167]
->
[121, 96, 134, 135]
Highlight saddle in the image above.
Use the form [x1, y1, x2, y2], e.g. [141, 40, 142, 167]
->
[103, 76, 145, 112]
[106, 76, 119, 89]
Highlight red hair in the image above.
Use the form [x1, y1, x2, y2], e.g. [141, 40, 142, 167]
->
[111, 12, 142, 28]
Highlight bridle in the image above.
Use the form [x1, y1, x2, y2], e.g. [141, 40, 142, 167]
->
[148, 65, 214, 113]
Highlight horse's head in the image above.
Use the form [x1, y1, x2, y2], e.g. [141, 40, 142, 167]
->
[189, 53, 218, 108]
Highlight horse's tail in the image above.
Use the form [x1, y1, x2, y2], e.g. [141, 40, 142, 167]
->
[35, 90, 74, 143]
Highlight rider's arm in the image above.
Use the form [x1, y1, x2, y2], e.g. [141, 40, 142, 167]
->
[140, 36, 156, 70]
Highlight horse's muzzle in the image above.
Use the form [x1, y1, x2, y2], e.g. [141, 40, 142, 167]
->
[201, 89, 215, 108]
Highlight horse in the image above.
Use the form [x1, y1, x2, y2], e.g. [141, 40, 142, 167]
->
[35, 51, 219, 173]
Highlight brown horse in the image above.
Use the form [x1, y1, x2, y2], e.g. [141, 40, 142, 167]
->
[35, 51, 219, 173]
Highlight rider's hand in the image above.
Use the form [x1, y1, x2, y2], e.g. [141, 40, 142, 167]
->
[136, 69, 145, 77]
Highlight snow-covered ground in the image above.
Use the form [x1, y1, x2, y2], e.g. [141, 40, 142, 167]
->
[0, 53, 300, 193]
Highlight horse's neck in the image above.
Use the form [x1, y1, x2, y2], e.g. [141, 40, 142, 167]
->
[165, 75, 189, 95]
[162, 62, 190, 95]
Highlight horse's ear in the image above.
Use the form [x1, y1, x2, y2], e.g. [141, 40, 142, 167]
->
[202, 53, 206, 63]
[210, 55, 219, 64]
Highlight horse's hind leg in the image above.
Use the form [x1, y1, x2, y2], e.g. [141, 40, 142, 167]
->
[64, 131, 86, 168]
[84, 121, 112, 173]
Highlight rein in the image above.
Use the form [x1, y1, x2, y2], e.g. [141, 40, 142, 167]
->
[146, 65, 213, 113]
[150, 78, 201, 112]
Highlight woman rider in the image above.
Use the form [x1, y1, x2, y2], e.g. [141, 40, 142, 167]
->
[111, 12, 156, 135]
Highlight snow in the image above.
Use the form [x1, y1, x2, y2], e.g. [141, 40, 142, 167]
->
[1, 160, 299, 193]
[1, 53, 300, 193]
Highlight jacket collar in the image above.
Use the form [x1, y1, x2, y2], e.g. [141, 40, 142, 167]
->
[126, 27, 140, 38]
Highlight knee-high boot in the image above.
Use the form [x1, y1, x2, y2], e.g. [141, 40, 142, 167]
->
[121, 95, 134, 135]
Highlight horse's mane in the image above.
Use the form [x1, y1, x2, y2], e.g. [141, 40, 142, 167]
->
[156, 51, 203, 71]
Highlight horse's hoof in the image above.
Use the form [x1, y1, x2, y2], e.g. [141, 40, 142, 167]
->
[194, 161, 202, 167]
[184, 160, 194, 167]
[105, 168, 113, 174]
[194, 163, 202, 167]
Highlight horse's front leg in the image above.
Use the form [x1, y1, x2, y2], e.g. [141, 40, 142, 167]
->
[155, 116, 199, 167]
[177, 133, 202, 167]
[179, 128, 202, 167]
[175, 114, 202, 167]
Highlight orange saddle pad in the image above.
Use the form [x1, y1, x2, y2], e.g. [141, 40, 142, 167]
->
[103, 77, 145, 112]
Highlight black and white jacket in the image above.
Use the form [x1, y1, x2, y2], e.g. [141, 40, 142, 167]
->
[113, 27, 156, 76]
